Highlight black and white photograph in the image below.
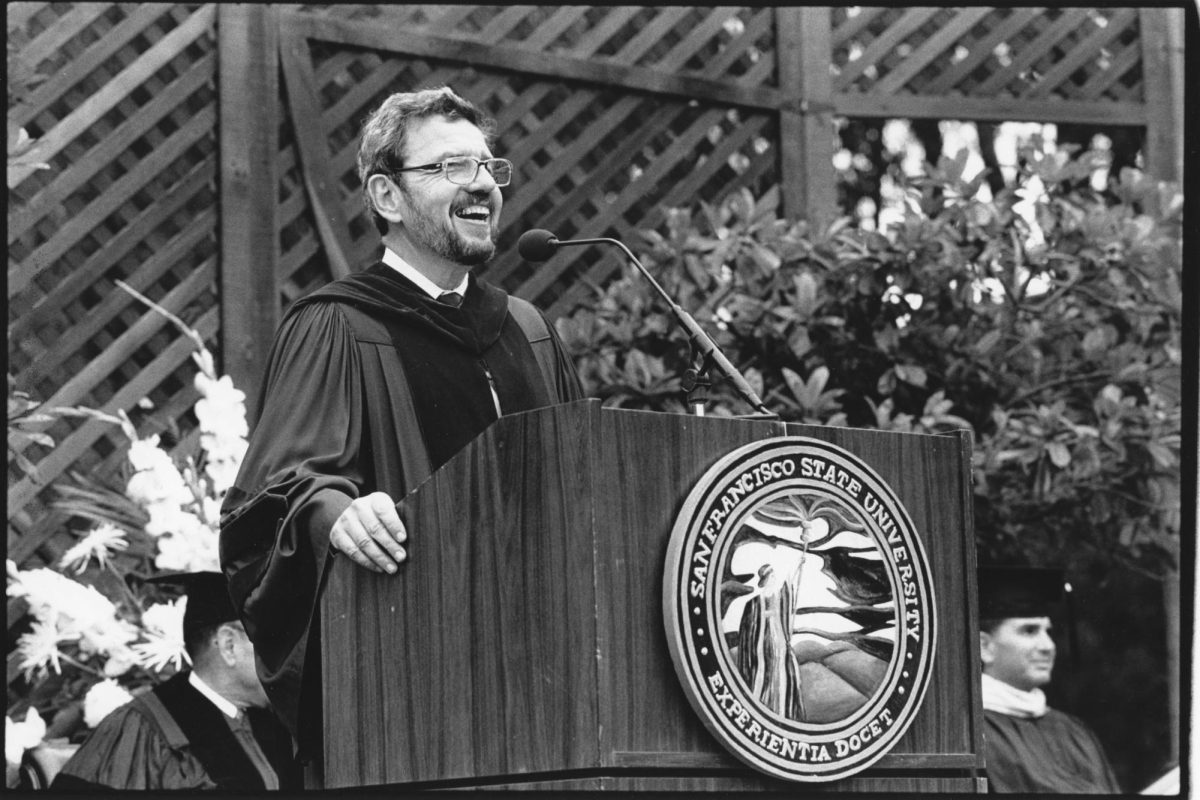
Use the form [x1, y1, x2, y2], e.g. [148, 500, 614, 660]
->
[6, 4, 1193, 795]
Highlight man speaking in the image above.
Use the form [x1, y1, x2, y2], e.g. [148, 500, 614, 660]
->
[219, 86, 583, 769]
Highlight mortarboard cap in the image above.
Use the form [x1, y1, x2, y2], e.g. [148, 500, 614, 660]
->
[145, 571, 239, 642]
[977, 565, 1067, 620]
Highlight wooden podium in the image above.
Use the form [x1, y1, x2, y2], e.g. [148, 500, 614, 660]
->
[320, 400, 985, 791]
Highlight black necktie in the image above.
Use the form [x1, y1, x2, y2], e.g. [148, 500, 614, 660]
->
[437, 291, 463, 308]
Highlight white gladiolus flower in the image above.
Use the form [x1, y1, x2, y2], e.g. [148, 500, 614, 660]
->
[83, 680, 134, 728]
[154, 525, 219, 573]
[194, 374, 247, 430]
[6, 709, 46, 766]
[193, 371, 249, 499]
[8, 335, 257, 747]
[202, 446, 247, 496]
[143, 503, 203, 539]
[200, 430, 248, 460]
[126, 435, 167, 471]
[203, 495, 222, 525]
[126, 452, 193, 509]
[151, 503, 219, 573]
[59, 524, 129, 574]
[191, 348, 216, 381]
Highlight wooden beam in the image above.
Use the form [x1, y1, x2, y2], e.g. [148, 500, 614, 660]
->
[872, 8, 994, 96]
[10, 48, 215, 243]
[279, 14, 355, 281]
[219, 4, 280, 420]
[8, 307, 220, 516]
[518, 104, 726, 302]
[833, 8, 942, 91]
[833, 93, 1147, 127]
[778, 7, 836, 230]
[7, 4, 217, 187]
[17, 210, 215, 391]
[26, 260, 217, 431]
[831, 7, 890, 48]
[12, 3, 112, 72]
[1075, 40, 1141, 102]
[1024, 8, 1138, 100]
[5, 3, 50, 31]
[971, 8, 1091, 97]
[1138, 8, 1184, 183]
[284, 11, 788, 114]
[920, 8, 1044, 96]
[9, 159, 214, 345]
[10, 104, 217, 298]
[9, 4, 169, 130]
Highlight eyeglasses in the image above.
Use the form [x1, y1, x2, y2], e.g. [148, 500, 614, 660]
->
[391, 156, 513, 187]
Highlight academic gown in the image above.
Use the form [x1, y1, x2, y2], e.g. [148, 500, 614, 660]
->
[219, 264, 583, 760]
[50, 672, 300, 791]
[983, 708, 1121, 793]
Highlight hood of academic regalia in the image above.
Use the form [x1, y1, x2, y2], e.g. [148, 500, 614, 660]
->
[289, 262, 510, 355]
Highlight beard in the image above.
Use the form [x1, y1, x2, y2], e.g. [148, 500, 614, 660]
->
[401, 188, 498, 266]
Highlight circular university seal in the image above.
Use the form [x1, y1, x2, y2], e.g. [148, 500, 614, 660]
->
[663, 436, 937, 782]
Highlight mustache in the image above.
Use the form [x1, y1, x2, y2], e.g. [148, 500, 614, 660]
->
[452, 192, 496, 211]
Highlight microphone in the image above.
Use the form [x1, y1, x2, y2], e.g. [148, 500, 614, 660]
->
[517, 229, 773, 416]
[517, 229, 561, 262]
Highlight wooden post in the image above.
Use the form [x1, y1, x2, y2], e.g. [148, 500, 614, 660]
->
[1138, 8, 1183, 183]
[776, 7, 837, 232]
[219, 4, 280, 419]
[1139, 9, 1184, 763]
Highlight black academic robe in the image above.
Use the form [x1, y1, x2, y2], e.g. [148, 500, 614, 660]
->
[983, 708, 1121, 793]
[219, 265, 583, 759]
[50, 672, 300, 791]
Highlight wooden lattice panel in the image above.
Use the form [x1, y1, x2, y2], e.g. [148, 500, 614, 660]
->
[7, 3, 219, 566]
[277, 6, 782, 315]
[830, 7, 1144, 104]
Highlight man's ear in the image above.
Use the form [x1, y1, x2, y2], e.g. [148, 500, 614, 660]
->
[215, 623, 240, 667]
[365, 174, 405, 227]
[979, 631, 995, 667]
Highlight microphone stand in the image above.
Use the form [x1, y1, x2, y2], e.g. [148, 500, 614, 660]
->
[550, 236, 776, 418]
[682, 348, 713, 417]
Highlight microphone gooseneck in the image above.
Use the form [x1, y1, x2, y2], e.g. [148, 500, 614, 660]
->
[517, 229, 773, 416]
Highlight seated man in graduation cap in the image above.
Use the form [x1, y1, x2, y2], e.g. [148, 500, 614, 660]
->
[978, 565, 1121, 793]
[52, 572, 301, 791]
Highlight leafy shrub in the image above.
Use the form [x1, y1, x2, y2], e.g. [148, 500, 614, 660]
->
[557, 147, 1182, 578]
[557, 147, 1181, 788]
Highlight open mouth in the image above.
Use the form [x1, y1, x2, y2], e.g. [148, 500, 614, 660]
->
[454, 205, 491, 223]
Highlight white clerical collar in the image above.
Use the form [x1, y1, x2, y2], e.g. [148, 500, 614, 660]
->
[381, 248, 468, 299]
[981, 673, 1048, 718]
[188, 671, 240, 719]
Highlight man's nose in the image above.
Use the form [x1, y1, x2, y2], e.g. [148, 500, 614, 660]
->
[465, 164, 498, 191]
[1036, 630, 1056, 652]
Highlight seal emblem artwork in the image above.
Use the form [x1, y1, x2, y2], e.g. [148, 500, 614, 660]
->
[663, 436, 937, 782]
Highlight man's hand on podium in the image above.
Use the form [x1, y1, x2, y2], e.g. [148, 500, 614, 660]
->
[330, 492, 408, 574]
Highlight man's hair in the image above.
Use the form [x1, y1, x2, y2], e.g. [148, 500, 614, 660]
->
[184, 620, 242, 662]
[979, 618, 1003, 635]
[356, 86, 497, 235]
[184, 622, 221, 661]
